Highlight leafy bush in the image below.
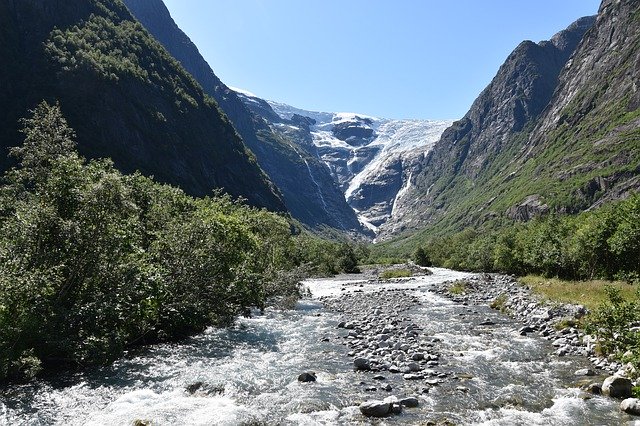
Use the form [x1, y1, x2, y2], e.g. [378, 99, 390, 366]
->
[413, 247, 432, 267]
[0, 102, 342, 382]
[585, 286, 640, 374]
[404, 195, 640, 282]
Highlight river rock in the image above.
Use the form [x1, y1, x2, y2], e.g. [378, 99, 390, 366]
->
[297, 372, 317, 382]
[359, 400, 391, 417]
[399, 397, 419, 407]
[586, 383, 602, 394]
[620, 398, 640, 415]
[185, 381, 204, 394]
[354, 358, 371, 371]
[574, 368, 596, 376]
[403, 373, 423, 380]
[602, 375, 633, 398]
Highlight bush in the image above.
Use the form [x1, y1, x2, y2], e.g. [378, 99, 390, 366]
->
[413, 247, 432, 267]
[0, 102, 339, 381]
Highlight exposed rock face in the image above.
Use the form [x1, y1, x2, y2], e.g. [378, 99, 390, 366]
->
[380, 15, 596, 238]
[522, 0, 640, 207]
[0, 0, 285, 212]
[506, 194, 550, 221]
[260, 100, 452, 233]
[123, 0, 363, 233]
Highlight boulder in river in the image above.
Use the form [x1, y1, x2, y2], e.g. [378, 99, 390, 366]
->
[620, 398, 640, 415]
[297, 372, 317, 382]
[574, 368, 596, 376]
[399, 396, 420, 408]
[602, 375, 633, 399]
[354, 357, 371, 371]
[359, 400, 391, 417]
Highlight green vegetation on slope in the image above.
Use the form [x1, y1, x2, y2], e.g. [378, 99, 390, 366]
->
[0, 102, 361, 383]
[373, 194, 640, 283]
[0, 0, 284, 210]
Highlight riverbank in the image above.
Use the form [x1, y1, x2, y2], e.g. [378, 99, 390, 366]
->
[2, 268, 634, 424]
[430, 273, 637, 377]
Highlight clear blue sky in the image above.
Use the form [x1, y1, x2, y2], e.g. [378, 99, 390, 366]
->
[163, 0, 600, 120]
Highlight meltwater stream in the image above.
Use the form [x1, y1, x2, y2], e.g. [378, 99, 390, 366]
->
[0, 268, 633, 425]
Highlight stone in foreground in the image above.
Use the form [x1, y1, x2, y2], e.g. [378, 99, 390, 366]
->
[602, 375, 633, 399]
[621, 398, 640, 416]
[359, 400, 391, 417]
[399, 396, 420, 408]
[354, 357, 371, 371]
[297, 372, 317, 382]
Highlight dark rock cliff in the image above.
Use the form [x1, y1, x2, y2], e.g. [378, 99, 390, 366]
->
[0, 0, 285, 211]
[381, 15, 597, 238]
[123, 0, 364, 233]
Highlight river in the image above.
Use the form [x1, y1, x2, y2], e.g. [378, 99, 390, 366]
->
[0, 268, 633, 425]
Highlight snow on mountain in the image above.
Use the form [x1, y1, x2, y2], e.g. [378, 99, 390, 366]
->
[233, 91, 454, 234]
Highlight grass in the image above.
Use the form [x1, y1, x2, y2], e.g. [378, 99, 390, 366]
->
[379, 269, 413, 279]
[519, 275, 637, 311]
[490, 294, 508, 313]
[449, 280, 469, 295]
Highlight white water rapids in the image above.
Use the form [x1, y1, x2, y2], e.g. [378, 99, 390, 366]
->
[0, 269, 633, 425]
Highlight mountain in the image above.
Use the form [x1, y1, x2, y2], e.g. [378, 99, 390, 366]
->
[122, 0, 364, 233]
[0, 0, 284, 211]
[259, 99, 453, 233]
[380, 14, 601, 239]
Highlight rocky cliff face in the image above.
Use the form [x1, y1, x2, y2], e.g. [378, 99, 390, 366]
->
[0, 0, 285, 211]
[123, 0, 364, 233]
[520, 0, 640, 208]
[381, 15, 597, 238]
[255, 99, 452, 234]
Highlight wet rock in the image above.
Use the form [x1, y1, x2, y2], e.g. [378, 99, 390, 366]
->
[620, 398, 640, 415]
[185, 381, 204, 394]
[354, 358, 371, 371]
[373, 374, 386, 380]
[383, 383, 393, 392]
[411, 352, 425, 361]
[602, 375, 633, 399]
[297, 372, 317, 383]
[399, 396, 420, 407]
[403, 373, 424, 380]
[519, 325, 536, 335]
[574, 368, 596, 376]
[359, 400, 391, 417]
[407, 362, 421, 372]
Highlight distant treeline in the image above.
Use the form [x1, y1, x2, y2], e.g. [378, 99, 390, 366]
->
[415, 195, 640, 282]
[0, 102, 365, 382]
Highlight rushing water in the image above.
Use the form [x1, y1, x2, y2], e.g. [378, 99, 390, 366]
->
[0, 268, 635, 425]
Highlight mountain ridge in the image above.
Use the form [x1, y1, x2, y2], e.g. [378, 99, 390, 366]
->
[0, 0, 285, 211]
[122, 0, 365, 233]
[379, 14, 600, 239]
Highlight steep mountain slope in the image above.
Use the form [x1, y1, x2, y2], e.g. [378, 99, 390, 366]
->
[519, 0, 640, 209]
[247, 97, 452, 232]
[381, 15, 598, 238]
[0, 0, 284, 211]
[122, 0, 363, 232]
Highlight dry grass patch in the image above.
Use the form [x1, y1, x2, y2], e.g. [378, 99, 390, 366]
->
[519, 275, 636, 311]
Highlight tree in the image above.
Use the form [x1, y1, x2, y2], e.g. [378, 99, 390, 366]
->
[413, 246, 431, 267]
[338, 243, 360, 273]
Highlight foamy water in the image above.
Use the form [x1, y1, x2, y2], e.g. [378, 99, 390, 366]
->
[0, 268, 632, 425]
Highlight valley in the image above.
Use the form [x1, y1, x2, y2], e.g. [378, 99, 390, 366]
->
[0, 0, 639, 424]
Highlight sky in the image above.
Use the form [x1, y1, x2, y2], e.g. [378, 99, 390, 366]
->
[162, 1, 601, 120]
